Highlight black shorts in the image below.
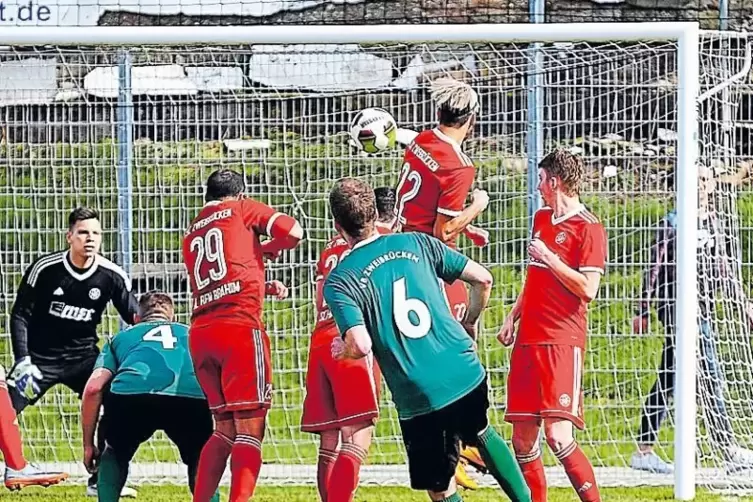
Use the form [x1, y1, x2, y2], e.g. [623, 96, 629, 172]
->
[103, 393, 213, 466]
[10, 354, 98, 413]
[399, 379, 490, 492]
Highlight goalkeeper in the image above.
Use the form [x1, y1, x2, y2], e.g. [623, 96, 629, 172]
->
[632, 168, 753, 474]
[81, 291, 219, 502]
[8, 207, 138, 498]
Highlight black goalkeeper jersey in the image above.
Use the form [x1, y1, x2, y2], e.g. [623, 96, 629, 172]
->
[10, 251, 138, 363]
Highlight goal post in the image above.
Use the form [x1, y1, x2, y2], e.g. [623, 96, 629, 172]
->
[0, 22, 715, 500]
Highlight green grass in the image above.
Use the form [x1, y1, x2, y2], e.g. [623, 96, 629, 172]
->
[5, 485, 752, 502]
[2, 135, 753, 474]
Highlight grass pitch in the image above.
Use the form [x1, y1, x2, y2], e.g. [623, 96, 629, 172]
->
[4, 485, 751, 501]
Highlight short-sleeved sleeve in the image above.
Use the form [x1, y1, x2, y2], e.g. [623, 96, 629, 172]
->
[94, 341, 118, 374]
[419, 233, 469, 283]
[437, 167, 475, 217]
[323, 275, 365, 338]
[579, 223, 608, 274]
[241, 198, 279, 236]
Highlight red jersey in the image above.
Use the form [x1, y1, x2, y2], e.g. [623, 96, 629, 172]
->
[395, 128, 475, 247]
[517, 205, 607, 349]
[311, 226, 391, 349]
[182, 198, 279, 329]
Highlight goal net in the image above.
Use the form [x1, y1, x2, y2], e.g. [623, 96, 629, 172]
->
[0, 24, 749, 494]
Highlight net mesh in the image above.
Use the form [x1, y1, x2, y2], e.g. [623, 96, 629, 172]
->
[0, 31, 752, 492]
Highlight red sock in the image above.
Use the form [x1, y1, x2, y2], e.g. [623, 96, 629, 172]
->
[317, 448, 338, 501]
[0, 380, 25, 470]
[193, 431, 233, 502]
[516, 449, 547, 502]
[555, 442, 601, 502]
[229, 434, 263, 502]
[327, 443, 367, 502]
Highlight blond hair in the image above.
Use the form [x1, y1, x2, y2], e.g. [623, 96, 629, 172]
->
[430, 77, 479, 127]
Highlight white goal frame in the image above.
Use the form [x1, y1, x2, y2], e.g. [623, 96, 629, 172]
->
[0, 22, 701, 501]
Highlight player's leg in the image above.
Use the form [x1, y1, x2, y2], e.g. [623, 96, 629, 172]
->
[0, 364, 68, 490]
[505, 345, 547, 502]
[451, 379, 529, 502]
[163, 397, 220, 502]
[190, 326, 234, 502]
[539, 346, 600, 502]
[222, 328, 273, 502]
[325, 351, 380, 502]
[633, 329, 674, 473]
[300, 344, 339, 502]
[97, 394, 156, 502]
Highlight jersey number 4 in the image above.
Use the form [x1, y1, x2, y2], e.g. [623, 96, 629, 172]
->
[394, 277, 431, 339]
[190, 228, 228, 290]
[142, 325, 178, 350]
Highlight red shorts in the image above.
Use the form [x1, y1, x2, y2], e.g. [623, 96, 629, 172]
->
[442, 279, 469, 322]
[189, 323, 272, 415]
[301, 339, 381, 433]
[504, 344, 585, 429]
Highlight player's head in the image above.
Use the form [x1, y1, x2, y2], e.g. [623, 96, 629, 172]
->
[431, 77, 480, 137]
[66, 207, 102, 259]
[205, 169, 246, 202]
[537, 149, 585, 204]
[329, 178, 377, 241]
[136, 291, 175, 323]
[374, 186, 396, 227]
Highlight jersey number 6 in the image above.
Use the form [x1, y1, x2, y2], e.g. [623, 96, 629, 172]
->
[190, 228, 229, 290]
[394, 277, 431, 339]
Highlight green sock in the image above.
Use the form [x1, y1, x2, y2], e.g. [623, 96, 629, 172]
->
[439, 492, 463, 502]
[477, 427, 532, 502]
[96, 446, 129, 502]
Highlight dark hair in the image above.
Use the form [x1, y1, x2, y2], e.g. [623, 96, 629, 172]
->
[205, 169, 246, 202]
[68, 207, 100, 230]
[374, 187, 396, 223]
[538, 149, 585, 196]
[329, 178, 377, 240]
[138, 291, 174, 321]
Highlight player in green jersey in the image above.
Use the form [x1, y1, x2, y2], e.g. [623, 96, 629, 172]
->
[80, 292, 218, 502]
[323, 178, 531, 502]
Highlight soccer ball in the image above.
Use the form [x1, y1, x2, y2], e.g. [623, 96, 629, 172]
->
[348, 108, 398, 154]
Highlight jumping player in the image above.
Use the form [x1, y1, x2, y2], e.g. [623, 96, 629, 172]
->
[394, 77, 490, 486]
[323, 178, 530, 502]
[183, 169, 303, 502]
[499, 149, 607, 502]
[301, 187, 395, 502]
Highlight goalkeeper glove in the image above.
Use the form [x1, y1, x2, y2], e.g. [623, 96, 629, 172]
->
[8, 357, 42, 401]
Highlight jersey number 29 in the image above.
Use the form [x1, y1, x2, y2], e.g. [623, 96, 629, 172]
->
[190, 228, 228, 290]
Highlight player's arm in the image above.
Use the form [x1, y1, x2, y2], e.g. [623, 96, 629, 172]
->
[635, 218, 673, 319]
[81, 344, 116, 472]
[532, 223, 607, 303]
[265, 280, 289, 300]
[111, 271, 138, 325]
[433, 166, 488, 245]
[242, 199, 304, 258]
[323, 277, 371, 359]
[10, 265, 37, 361]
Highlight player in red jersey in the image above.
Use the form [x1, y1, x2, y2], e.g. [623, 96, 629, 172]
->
[301, 187, 395, 502]
[394, 77, 489, 488]
[182, 169, 303, 502]
[498, 150, 607, 502]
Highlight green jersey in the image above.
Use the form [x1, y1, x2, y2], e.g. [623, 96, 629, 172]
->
[323, 232, 485, 420]
[95, 321, 205, 400]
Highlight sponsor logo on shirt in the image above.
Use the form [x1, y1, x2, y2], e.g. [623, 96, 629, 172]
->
[49, 301, 95, 322]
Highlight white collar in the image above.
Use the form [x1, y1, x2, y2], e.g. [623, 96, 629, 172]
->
[63, 251, 100, 281]
[432, 127, 462, 148]
[551, 204, 585, 225]
[352, 233, 382, 251]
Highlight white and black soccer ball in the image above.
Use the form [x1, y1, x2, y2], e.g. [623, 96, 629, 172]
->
[348, 108, 398, 154]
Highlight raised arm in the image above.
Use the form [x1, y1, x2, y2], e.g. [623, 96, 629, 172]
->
[242, 199, 303, 258]
[433, 189, 489, 245]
